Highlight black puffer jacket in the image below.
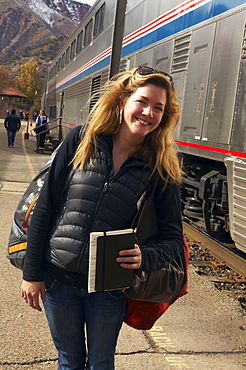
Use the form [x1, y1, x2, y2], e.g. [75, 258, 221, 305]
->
[23, 126, 183, 288]
[47, 135, 154, 275]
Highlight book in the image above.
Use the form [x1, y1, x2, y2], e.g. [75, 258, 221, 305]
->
[88, 229, 135, 293]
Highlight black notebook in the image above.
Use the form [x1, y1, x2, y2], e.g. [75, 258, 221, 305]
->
[88, 229, 135, 292]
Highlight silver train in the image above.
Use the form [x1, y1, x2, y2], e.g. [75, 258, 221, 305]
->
[43, 0, 246, 253]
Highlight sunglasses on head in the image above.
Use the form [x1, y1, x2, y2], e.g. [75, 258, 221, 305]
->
[136, 66, 173, 83]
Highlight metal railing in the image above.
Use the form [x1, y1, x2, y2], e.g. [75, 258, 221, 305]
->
[30, 116, 62, 138]
[30, 116, 63, 150]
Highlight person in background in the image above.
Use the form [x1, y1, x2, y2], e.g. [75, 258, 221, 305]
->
[30, 112, 38, 127]
[21, 67, 183, 369]
[34, 109, 49, 153]
[6, 110, 9, 116]
[4, 108, 21, 148]
[25, 111, 30, 122]
[32, 111, 38, 124]
[19, 110, 24, 120]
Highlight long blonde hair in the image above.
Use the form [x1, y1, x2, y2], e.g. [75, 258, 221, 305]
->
[72, 68, 182, 182]
[40, 109, 47, 116]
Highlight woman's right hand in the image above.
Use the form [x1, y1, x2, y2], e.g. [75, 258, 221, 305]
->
[21, 280, 46, 312]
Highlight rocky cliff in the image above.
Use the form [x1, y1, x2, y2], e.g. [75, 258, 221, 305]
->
[0, 0, 91, 77]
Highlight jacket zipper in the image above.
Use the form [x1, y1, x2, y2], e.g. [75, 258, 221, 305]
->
[76, 157, 148, 272]
[77, 163, 112, 271]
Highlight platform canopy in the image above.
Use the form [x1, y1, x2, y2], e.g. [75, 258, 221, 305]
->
[0, 86, 28, 98]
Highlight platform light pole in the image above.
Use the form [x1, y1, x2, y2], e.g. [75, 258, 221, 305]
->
[109, 0, 127, 79]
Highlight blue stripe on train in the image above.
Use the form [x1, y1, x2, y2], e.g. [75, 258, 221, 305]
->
[55, 0, 245, 93]
[57, 57, 110, 91]
[122, 0, 245, 57]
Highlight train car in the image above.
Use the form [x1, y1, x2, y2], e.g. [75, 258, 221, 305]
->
[43, 0, 246, 253]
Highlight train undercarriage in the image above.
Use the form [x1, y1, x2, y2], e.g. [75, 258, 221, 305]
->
[180, 155, 231, 242]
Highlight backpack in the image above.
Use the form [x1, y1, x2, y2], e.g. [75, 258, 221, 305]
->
[6, 124, 85, 270]
[7, 150, 57, 270]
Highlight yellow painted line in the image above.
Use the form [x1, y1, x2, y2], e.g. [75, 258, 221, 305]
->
[149, 326, 190, 368]
[21, 128, 36, 179]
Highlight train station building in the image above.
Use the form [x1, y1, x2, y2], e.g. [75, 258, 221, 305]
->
[0, 86, 30, 119]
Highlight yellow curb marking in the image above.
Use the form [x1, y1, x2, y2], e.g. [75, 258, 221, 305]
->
[149, 326, 190, 368]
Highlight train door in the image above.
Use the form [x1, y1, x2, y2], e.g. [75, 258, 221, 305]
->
[230, 19, 246, 152]
[202, 11, 246, 144]
[179, 24, 216, 140]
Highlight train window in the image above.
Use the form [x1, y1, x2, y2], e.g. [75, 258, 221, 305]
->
[58, 57, 61, 72]
[84, 19, 93, 47]
[76, 30, 83, 54]
[61, 53, 65, 69]
[70, 40, 76, 60]
[65, 46, 70, 65]
[93, 3, 105, 37]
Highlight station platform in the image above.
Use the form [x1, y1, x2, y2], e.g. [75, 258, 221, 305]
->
[0, 122, 245, 369]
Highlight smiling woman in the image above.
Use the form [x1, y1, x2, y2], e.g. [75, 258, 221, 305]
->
[73, 67, 180, 181]
[118, 84, 167, 141]
[21, 67, 183, 370]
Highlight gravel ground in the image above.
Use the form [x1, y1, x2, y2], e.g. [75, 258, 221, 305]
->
[187, 237, 246, 310]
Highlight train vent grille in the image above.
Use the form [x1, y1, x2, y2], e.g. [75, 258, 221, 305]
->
[171, 33, 192, 73]
[101, 69, 110, 87]
[242, 23, 246, 59]
[65, 78, 90, 99]
[119, 59, 128, 73]
[89, 75, 102, 111]
[225, 157, 246, 253]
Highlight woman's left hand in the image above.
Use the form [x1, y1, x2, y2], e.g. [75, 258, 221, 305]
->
[116, 244, 142, 269]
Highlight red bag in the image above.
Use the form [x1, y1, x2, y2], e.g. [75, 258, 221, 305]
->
[124, 235, 189, 330]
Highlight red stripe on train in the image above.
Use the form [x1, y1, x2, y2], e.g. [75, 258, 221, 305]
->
[175, 140, 246, 158]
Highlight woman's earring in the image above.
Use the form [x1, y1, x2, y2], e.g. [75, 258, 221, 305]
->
[119, 109, 123, 125]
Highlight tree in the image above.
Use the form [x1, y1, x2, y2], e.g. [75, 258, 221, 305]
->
[15, 58, 43, 107]
[0, 66, 14, 90]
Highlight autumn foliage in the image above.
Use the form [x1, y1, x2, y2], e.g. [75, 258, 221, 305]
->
[0, 66, 14, 90]
[15, 58, 43, 107]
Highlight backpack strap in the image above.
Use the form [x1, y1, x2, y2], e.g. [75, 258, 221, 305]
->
[132, 174, 159, 230]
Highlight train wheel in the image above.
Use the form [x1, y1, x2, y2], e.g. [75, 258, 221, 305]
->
[203, 200, 231, 241]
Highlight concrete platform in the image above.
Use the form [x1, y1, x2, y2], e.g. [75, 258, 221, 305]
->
[0, 123, 245, 369]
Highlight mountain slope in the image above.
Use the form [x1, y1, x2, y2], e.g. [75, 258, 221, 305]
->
[43, 0, 90, 25]
[15, 0, 91, 30]
[0, 0, 91, 77]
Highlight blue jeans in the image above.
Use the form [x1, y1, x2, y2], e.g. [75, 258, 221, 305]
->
[43, 276, 127, 370]
[7, 130, 16, 147]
